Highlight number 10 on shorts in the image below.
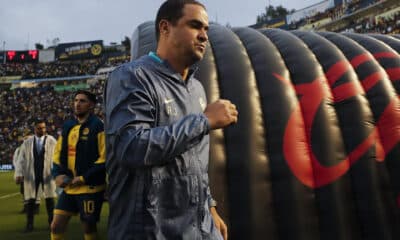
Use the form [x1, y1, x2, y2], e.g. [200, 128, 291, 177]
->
[83, 200, 95, 214]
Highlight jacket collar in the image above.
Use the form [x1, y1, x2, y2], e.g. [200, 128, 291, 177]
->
[73, 113, 95, 126]
[147, 52, 198, 84]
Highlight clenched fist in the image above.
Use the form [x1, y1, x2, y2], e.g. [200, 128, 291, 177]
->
[204, 99, 238, 130]
[55, 175, 72, 188]
[15, 176, 23, 184]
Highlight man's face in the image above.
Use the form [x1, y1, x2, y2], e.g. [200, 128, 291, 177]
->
[74, 94, 93, 117]
[167, 4, 209, 63]
[35, 123, 46, 137]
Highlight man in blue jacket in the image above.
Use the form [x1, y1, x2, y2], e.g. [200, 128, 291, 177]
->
[105, 0, 238, 239]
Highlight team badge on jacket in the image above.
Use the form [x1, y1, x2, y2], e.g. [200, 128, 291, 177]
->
[83, 128, 90, 135]
[164, 98, 177, 116]
[199, 97, 206, 111]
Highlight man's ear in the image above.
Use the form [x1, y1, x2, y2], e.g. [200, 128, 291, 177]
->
[159, 19, 170, 36]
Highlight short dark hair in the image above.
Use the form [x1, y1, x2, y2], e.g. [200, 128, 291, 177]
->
[155, 0, 205, 42]
[74, 90, 97, 103]
[33, 118, 45, 126]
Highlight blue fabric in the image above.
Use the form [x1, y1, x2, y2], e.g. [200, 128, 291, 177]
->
[105, 55, 222, 239]
[148, 51, 163, 64]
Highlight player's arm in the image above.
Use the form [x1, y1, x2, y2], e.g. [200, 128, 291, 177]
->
[79, 130, 106, 185]
[52, 135, 71, 188]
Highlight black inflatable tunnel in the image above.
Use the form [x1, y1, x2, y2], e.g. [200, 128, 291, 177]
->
[129, 23, 400, 240]
[369, 34, 400, 55]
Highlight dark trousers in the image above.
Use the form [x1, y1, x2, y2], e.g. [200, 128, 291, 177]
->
[25, 197, 54, 231]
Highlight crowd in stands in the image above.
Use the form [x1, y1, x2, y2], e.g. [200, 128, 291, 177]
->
[101, 55, 130, 68]
[0, 54, 124, 165]
[289, 0, 384, 30]
[344, 11, 400, 34]
[343, 0, 383, 16]
[0, 81, 105, 165]
[0, 59, 103, 79]
[0, 51, 126, 164]
[0, 54, 131, 80]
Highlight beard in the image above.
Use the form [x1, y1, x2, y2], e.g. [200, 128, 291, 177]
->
[188, 48, 204, 66]
[191, 52, 203, 63]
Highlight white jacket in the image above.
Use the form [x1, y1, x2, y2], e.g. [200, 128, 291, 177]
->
[14, 135, 57, 200]
[12, 146, 21, 169]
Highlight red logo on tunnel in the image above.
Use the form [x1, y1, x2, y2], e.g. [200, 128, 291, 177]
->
[275, 53, 400, 188]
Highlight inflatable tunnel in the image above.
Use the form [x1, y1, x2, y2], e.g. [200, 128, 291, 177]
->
[131, 23, 400, 240]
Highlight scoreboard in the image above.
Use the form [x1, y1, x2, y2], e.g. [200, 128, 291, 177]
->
[5, 50, 39, 63]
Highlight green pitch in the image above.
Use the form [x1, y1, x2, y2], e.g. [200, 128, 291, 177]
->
[0, 171, 109, 239]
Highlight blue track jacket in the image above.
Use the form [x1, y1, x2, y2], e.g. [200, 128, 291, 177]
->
[105, 53, 222, 240]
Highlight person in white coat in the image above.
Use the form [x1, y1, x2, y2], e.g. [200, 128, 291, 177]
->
[14, 119, 57, 233]
[14, 135, 41, 214]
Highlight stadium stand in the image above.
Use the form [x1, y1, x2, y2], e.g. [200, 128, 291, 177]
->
[0, 81, 105, 165]
[252, 0, 399, 33]
[343, 9, 400, 33]
[0, 55, 129, 165]
[0, 59, 102, 79]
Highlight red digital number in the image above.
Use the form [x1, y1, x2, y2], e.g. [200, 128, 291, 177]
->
[7, 51, 16, 60]
[28, 50, 38, 59]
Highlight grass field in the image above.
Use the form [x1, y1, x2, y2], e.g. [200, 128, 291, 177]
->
[0, 171, 109, 240]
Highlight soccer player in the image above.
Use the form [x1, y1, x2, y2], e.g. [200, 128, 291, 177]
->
[50, 90, 106, 240]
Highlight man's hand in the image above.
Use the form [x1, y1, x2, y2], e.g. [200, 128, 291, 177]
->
[55, 175, 71, 188]
[70, 176, 84, 187]
[210, 207, 228, 240]
[15, 176, 23, 184]
[204, 99, 238, 130]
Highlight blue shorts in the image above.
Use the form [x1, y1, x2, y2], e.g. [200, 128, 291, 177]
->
[54, 191, 104, 223]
